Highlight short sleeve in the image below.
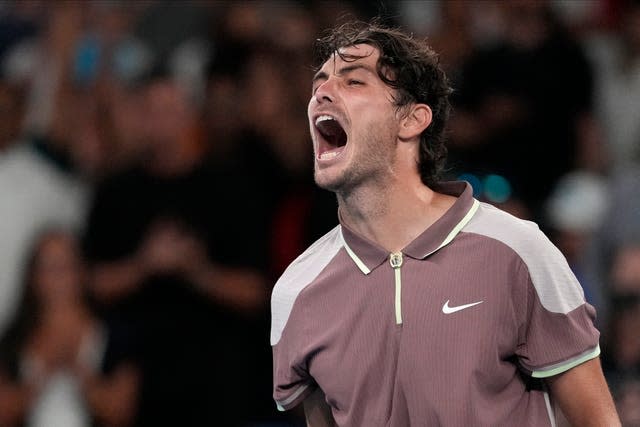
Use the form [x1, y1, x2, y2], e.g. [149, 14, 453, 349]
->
[272, 323, 316, 411]
[270, 226, 344, 411]
[515, 231, 600, 378]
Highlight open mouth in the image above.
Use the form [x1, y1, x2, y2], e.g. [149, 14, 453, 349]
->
[315, 115, 347, 160]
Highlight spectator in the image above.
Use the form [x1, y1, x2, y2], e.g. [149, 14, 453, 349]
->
[448, 0, 601, 223]
[210, 2, 347, 278]
[583, 167, 640, 329]
[0, 229, 139, 427]
[586, 0, 640, 172]
[602, 244, 640, 425]
[0, 24, 89, 338]
[82, 69, 272, 426]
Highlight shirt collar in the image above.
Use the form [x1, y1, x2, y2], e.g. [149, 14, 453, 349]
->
[340, 181, 479, 274]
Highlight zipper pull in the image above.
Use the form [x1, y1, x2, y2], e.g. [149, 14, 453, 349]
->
[390, 252, 403, 268]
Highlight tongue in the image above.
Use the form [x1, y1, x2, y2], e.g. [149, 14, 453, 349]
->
[317, 120, 346, 147]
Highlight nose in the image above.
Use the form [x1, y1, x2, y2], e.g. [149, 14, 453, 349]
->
[313, 78, 335, 104]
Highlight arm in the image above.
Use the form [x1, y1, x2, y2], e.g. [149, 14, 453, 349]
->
[304, 388, 337, 427]
[171, 226, 268, 313]
[88, 221, 185, 303]
[82, 363, 140, 427]
[90, 258, 147, 303]
[0, 373, 35, 427]
[546, 357, 620, 427]
[186, 263, 268, 313]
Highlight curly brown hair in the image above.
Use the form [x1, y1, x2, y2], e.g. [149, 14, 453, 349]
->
[314, 20, 453, 188]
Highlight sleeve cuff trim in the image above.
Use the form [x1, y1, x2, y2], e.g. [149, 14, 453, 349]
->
[275, 383, 311, 411]
[530, 344, 601, 378]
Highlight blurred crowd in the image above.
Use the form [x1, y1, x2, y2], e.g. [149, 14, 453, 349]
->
[0, 0, 639, 426]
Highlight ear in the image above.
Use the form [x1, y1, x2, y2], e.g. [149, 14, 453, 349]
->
[398, 103, 432, 141]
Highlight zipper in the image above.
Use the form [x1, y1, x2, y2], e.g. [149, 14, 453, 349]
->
[389, 252, 403, 325]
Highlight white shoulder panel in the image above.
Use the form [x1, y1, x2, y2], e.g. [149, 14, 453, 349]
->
[270, 225, 344, 345]
[463, 202, 585, 314]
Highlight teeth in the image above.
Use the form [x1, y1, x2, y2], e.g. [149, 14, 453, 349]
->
[319, 151, 339, 160]
[315, 115, 335, 125]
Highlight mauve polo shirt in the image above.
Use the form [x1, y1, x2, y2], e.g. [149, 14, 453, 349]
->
[271, 181, 600, 427]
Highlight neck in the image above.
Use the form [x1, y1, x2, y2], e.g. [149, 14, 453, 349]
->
[337, 171, 455, 253]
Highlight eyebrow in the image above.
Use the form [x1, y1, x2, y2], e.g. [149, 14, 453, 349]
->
[312, 63, 375, 85]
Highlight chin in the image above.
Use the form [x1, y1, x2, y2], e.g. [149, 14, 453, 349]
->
[314, 169, 345, 193]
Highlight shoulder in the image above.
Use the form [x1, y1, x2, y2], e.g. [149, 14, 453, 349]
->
[463, 202, 585, 314]
[464, 201, 545, 247]
[270, 225, 344, 345]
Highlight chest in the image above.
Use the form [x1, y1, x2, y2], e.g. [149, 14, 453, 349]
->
[303, 243, 527, 414]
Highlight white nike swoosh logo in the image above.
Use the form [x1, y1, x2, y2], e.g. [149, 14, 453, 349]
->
[442, 299, 484, 314]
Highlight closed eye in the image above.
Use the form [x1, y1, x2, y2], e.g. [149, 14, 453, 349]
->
[348, 79, 363, 86]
